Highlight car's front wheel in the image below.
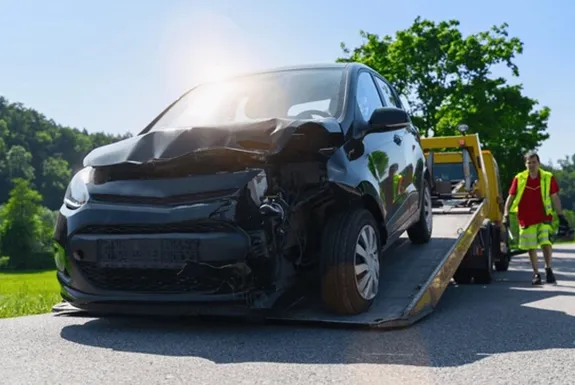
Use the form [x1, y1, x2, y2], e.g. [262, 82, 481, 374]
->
[320, 208, 382, 315]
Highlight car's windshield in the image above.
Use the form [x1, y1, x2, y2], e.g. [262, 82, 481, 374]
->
[147, 67, 345, 132]
[433, 162, 478, 182]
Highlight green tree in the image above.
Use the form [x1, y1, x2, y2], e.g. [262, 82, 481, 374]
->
[0, 178, 48, 269]
[0, 95, 131, 208]
[6, 145, 35, 181]
[41, 156, 71, 209]
[338, 17, 550, 190]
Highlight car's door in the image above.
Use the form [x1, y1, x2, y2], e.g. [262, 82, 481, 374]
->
[373, 76, 421, 221]
[355, 70, 409, 233]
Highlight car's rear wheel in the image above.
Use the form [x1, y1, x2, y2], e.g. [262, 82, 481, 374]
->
[407, 178, 433, 244]
[320, 208, 381, 315]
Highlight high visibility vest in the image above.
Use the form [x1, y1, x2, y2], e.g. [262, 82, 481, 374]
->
[510, 169, 553, 216]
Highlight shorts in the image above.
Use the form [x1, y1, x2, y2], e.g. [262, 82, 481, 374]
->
[518, 222, 553, 250]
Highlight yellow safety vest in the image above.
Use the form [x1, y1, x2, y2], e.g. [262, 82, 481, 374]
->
[510, 169, 553, 216]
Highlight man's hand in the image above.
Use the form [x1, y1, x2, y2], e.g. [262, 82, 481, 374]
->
[558, 214, 570, 228]
[502, 214, 510, 227]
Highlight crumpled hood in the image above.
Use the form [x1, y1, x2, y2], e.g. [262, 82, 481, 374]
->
[83, 118, 342, 168]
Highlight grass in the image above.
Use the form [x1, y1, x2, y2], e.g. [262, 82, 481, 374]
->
[0, 270, 60, 319]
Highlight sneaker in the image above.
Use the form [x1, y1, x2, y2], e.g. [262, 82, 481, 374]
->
[532, 273, 542, 285]
[545, 267, 556, 284]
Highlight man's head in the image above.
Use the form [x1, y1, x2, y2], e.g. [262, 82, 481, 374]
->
[524, 151, 540, 174]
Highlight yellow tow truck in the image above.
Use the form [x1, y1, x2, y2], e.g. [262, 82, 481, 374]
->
[421, 131, 511, 284]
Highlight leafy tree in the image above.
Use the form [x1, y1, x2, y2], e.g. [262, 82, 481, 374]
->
[545, 155, 575, 214]
[0, 178, 46, 269]
[6, 145, 35, 181]
[337, 17, 550, 190]
[0, 96, 131, 208]
[41, 156, 72, 209]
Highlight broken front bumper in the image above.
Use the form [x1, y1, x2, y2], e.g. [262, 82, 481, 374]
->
[53, 196, 275, 311]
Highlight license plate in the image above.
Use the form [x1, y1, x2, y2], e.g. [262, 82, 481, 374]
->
[97, 239, 199, 269]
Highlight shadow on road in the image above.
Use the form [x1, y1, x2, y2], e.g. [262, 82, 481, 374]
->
[59, 255, 575, 368]
[550, 247, 575, 255]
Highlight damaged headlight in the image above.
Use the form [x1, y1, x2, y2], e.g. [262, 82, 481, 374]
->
[64, 167, 94, 209]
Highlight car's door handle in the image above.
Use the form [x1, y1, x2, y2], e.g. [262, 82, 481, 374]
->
[394, 135, 402, 145]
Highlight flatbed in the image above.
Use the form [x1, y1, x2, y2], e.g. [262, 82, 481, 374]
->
[52, 202, 486, 329]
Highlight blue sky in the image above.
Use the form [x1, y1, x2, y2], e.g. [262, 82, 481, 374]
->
[1, 0, 572, 165]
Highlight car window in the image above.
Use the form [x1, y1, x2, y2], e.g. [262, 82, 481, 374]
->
[288, 99, 331, 117]
[356, 72, 383, 121]
[147, 68, 345, 132]
[399, 94, 411, 112]
[374, 77, 401, 108]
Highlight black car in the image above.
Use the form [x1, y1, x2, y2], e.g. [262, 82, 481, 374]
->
[53, 63, 433, 316]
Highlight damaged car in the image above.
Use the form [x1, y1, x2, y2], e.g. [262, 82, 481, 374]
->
[53, 63, 433, 316]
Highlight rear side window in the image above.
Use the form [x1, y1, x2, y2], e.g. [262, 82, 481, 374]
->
[374, 77, 401, 108]
[356, 72, 383, 121]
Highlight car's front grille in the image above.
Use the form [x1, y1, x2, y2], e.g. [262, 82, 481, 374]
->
[91, 189, 238, 206]
[75, 220, 235, 235]
[76, 262, 222, 293]
[72, 222, 263, 294]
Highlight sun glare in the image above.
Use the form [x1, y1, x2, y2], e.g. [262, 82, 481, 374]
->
[162, 8, 267, 94]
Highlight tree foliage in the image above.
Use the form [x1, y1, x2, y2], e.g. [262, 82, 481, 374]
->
[0, 178, 48, 269]
[0, 96, 134, 269]
[337, 17, 550, 189]
[0, 96, 131, 209]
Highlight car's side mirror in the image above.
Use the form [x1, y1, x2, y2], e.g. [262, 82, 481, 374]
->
[368, 107, 411, 133]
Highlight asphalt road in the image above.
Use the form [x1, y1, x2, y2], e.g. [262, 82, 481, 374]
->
[2, 246, 575, 385]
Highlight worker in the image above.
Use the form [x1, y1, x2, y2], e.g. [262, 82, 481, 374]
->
[503, 151, 570, 285]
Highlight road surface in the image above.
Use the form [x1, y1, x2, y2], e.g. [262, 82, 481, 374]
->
[2, 246, 575, 385]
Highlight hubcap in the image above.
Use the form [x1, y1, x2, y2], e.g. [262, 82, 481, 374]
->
[424, 184, 432, 232]
[354, 224, 380, 300]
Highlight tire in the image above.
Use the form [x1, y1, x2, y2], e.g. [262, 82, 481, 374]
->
[320, 208, 382, 315]
[492, 224, 510, 272]
[494, 254, 510, 272]
[453, 268, 473, 284]
[473, 226, 493, 284]
[407, 178, 433, 244]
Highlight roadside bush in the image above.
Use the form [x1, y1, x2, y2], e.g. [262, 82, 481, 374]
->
[0, 256, 9, 269]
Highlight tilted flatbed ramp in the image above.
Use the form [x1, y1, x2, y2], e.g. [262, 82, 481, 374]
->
[53, 203, 485, 329]
[270, 203, 485, 328]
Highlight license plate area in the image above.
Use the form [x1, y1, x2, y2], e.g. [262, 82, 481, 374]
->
[97, 238, 199, 269]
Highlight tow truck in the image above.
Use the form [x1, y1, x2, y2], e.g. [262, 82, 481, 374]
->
[52, 131, 505, 330]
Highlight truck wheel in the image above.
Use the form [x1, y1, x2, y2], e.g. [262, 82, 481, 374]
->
[494, 256, 510, 272]
[320, 208, 382, 315]
[491, 224, 510, 272]
[407, 179, 433, 244]
[474, 229, 493, 284]
[453, 269, 473, 284]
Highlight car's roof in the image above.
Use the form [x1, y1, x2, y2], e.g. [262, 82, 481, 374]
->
[239, 62, 373, 75]
[195, 62, 373, 86]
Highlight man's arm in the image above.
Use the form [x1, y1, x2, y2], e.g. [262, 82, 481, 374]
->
[504, 194, 515, 217]
[550, 176, 563, 215]
[551, 194, 563, 215]
[504, 177, 518, 217]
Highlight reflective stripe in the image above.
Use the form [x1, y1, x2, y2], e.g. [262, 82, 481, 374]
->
[510, 169, 554, 217]
[518, 223, 553, 250]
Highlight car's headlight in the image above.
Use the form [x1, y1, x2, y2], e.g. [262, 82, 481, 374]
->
[64, 167, 94, 209]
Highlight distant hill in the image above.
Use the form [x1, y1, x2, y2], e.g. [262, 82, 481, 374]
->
[0, 96, 132, 209]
